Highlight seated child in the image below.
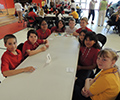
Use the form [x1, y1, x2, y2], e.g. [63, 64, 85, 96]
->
[36, 20, 51, 39]
[65, 18, 77, 35]
[73, 48, 120, 100]
[74, 32, 100, 93]
[73, 17, 92, 37]
[78, 29, 87, 46]
[1, 34, 35, 77]
[69, 8, 79, 23]
[22, 29, 49, 59]
[51, 20, 65, 33]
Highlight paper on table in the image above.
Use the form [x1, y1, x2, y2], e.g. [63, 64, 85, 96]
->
[66, 67, 74, 73]
[46, 53, 51, 63]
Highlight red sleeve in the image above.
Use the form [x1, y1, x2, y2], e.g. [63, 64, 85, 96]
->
[51, 26, 56, 33]
[1, 55, 10, 73]
[48, 29, 51, 36]
[22, 41, 31, 56]
[38, 39, 44, 44]
[76, 28, 81, 33]
[93, 49, 100, 64]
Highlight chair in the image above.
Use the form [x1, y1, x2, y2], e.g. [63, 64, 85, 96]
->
[26, 16, 35, 29]
[96, 33, 107, 48]
[115, 92, 120, 100]
[17, 43, 24, 52]
[105, 14, 117, 33]
[90, 33, 107, 78]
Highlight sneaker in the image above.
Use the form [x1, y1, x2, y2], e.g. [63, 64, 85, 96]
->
[91, 21, 94, 24]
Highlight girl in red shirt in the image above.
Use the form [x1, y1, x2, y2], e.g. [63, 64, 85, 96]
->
[36, 20, 51, 39]
[51, 20, 65, 33]
[74, 32, 100, 94]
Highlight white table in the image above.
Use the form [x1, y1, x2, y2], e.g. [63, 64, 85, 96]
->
[45, 14, 56, 17]
[0, 34, 79, 100]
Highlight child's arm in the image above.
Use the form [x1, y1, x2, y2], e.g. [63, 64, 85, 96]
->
[73, 31, 79, 37]
[81, 78, 94, 97]
[116, 15, 119, 22]
[26, 46, 47, 56]
[3, 66, 35, 77]
[43, 39, 49, 48]
[77, 64, 96, 70]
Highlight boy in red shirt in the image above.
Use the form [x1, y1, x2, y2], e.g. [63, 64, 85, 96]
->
[1, 34, 35, 77]
[73, 17, 92, 37]
[22, 29, 49, 59]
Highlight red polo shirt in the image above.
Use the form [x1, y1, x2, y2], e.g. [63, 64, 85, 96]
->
[79, 47, 100, 66]
[22, 39, 44, 58]
[28, 11, 37, 22]
[36, 29, 51, 39]
[51, 26, 65, 33]
[76, 27, 92, 34]
[1, 49, 23, 73]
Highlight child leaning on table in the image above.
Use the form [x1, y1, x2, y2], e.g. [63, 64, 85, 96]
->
[73, 17, 92, 37]
[73, 48, 120, 100]
[22, 29, 49, 59]
[1, 34, 35, 77]
[65, 18, 77, 35]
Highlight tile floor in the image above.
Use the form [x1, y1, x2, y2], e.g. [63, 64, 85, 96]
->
[0, 10, 120, 82]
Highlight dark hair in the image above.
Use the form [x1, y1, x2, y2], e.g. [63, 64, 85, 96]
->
[71, 8, 75, 11]
[83, 32, 101, 49]
[78, 30, 87, 46]
[27, 29, 38, 39]
[39, 19, 47, 29]
[4, 34, 17, 45]
[29, 7, 33, 12]
[56, 20, 65, 30]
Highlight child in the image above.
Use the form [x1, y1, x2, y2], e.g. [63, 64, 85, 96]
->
[65, 18, 77, 35]
[73, 17, 92, 37]
[22, 29, 49, 59]
[1, 34, 35, 77]
[74, 32, 100, 94]
[69, 8, 79, 23]
[80, 48, 120, 100]
[51, 20, 65, 33]
[36, 20, 51, 39]
[39, 8, 46, 18]
[78, 29, 87, 46]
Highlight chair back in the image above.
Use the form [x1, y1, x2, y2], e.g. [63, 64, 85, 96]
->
[96, 33, 107, 48]
[17, 43, 24, 52]
[115, 92, 120, 100]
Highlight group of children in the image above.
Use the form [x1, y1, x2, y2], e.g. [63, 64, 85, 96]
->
[1, 16, 120, 100]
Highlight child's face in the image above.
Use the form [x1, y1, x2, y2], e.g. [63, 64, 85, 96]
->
[28, 33, 38, 44]
[69, 20, 75, 28]
[41, 21, 48, 31]
[97, 55, 115, 70]
[79, 32, 86, 42]
[84, 37, 95, 48]
[5, 38, 17, 52]
[80, 20, 88, 28]
[58, 21, 64, 29]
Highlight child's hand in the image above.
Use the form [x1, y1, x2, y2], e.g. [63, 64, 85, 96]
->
[73, 32, 79, 37]
[45, 44, 49, 48]
[45, 40, 49, 48]
[81, 87, 89, 97]
[40, 46, 47, 51]
[24, 66, 35, 72]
